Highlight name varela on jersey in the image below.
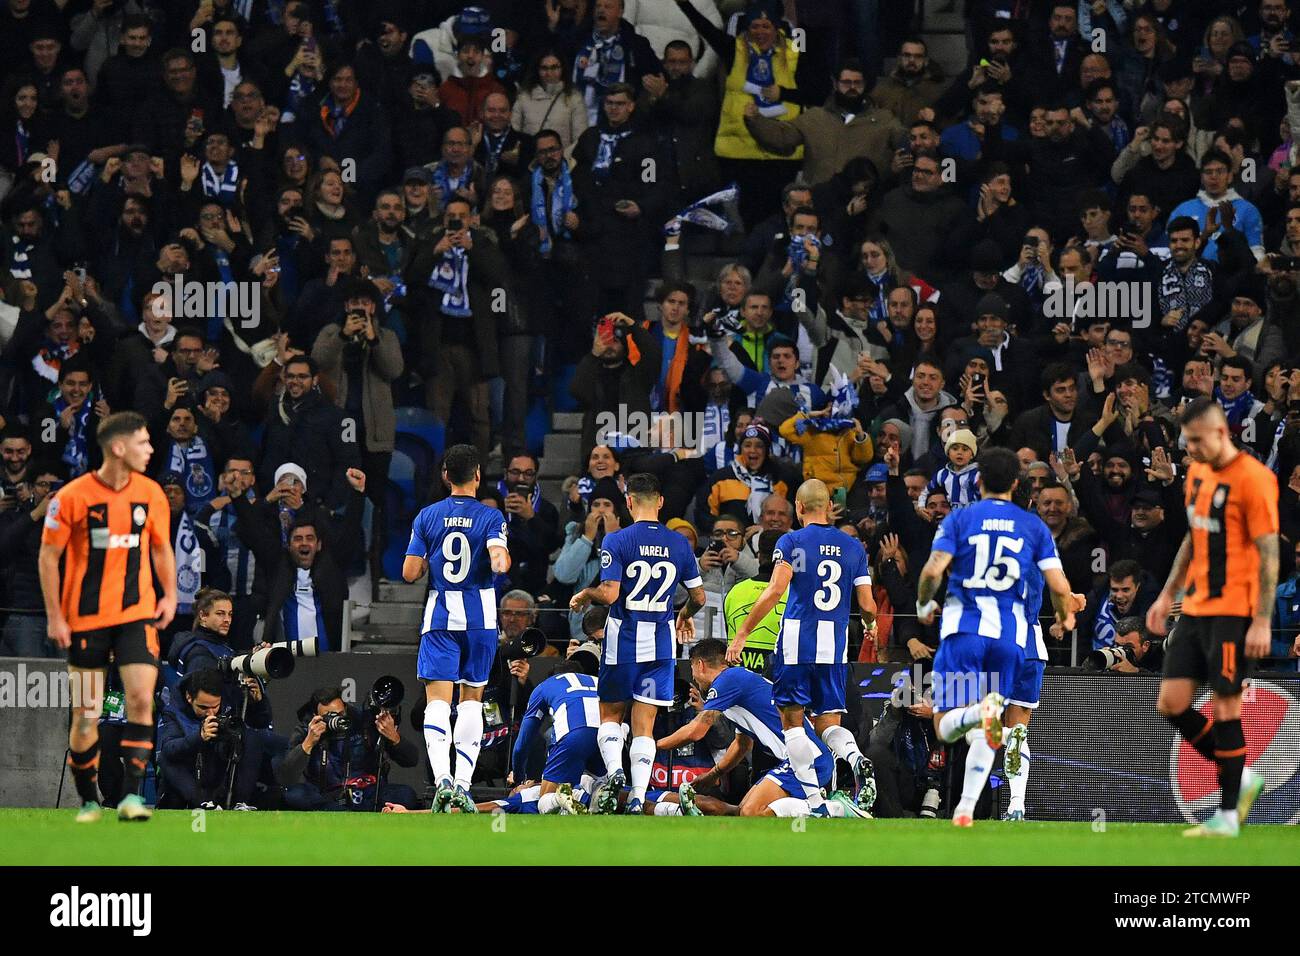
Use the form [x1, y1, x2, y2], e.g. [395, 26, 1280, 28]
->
[601, 521, 703, 665]
[406, 496, 508, 632]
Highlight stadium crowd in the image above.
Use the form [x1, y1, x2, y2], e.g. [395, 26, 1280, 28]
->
[3, 0, 1300, 742]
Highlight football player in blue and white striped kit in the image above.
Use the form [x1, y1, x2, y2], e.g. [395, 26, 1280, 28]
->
[511, 657, 604, 815]
[916, 448, 1082, 827]
[1000, 516, 1086, 821]
[403, 445, 512, 814]
[569, 473, 706, 815]
[730, 479, 878, 815]
[657, 639, 868, 818]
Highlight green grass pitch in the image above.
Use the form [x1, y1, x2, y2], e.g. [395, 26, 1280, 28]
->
[1, 809, 1296, 865]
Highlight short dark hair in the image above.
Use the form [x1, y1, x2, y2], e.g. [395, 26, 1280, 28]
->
[443, 444, 480, 485]
[284, 355, 318, 376]
[664, 39, 692, 57]
[1114, 362, 1151, 388]
[182, 667, 224, 700]
[535, 128, 563, 149]
[1167, 215, 1200, 239]
[1220, 354, 1254, 380]
[1077, 188, 1111, 216]
[979, 447, 1021, 495]
[1041, 362, 1075, 393]
[1108, 558, 1141, 583]
[1200, 148, 1233, 171]
[914, 356, 944, 378]
[1083, 77, 1118, 102]
[689, 638, 728, 665]
[310, 685, 346, 710]
[626, 472, 661, 501]
[96, 411, 148, 450]
[1114, 615, 1147, 642]
[836, 58, 866, 78]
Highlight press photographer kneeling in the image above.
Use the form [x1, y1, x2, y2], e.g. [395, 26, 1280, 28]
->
[1084, 616, 1166, 673]
[276, 683, 421, 810]
[157, 589, 290, 809]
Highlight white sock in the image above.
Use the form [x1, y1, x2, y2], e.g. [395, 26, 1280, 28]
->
[452, 699, 483, 790]
[821, 724, 865, 766]
[628, 736, 655, 803]
[783, 726, 825, 809]
[653, 801, 681, 816]
[938, 703, 983, 743]
[1220, 808, 1240, 826]
[823, 799, 848, 817]
[1006, 725, 1030, 810]
[537, 792, 561, 814]
[597, 722, 625, 777]
[958, 727, 996, 812]
[769, 797, 809, 817]
[423, 700, 452, 784]
[579, 773, 597, 794]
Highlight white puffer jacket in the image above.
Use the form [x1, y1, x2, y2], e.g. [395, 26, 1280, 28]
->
[625, 0, 724, 78]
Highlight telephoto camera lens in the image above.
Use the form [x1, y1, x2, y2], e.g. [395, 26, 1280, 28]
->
[1084, 645, 1137, 671]
[920, 787, 941, 818]
[224, 645, 295, 680]
[323, 712, 352, 735]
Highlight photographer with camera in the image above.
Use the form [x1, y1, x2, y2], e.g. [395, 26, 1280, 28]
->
[1084, 616, 1166, 673]
[158, 588, 288, 808]
[157, 666, 281, 810]
[276, 684, 421, 810]
[1075, 559, 1160, 663]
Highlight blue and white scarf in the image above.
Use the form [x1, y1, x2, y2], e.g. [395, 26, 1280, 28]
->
[53, 397, 93, 477]
[592, 128, 631, 181]
[1092, 594, 1118, 649]
[167, 435, 217, 514]
[200, 500, 256, 597]
[482, 130, 510, 177]
[175, 512, 203, 614]
[743, 45, 785, 117]
[431, 161, 473, 202]
[8, 234, 32, 279]
[575, 31, 628, 125]
[14, 120, 30, 166]
[730, 458, 775, 523]
[282, 73, 316, 124]
[67, 160, 96, 196]
[531, 163, 576, 254]
[665, 184, 739, 234]
[428, 246, 471, 318]
[1215, 386, 1259, 428]
[284, 568, 328, 647]
[699, 403, 731, 459]
[201, 160, 239, 205]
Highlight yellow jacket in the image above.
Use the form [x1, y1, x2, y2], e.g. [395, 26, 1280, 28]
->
[779, 412, 874, 494]
[715, 35, 803, 161]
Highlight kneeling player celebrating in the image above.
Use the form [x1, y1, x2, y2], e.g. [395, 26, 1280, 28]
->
[916, 448, 1079, 827]
[1146, 399, 1274, 838]
[658, 639, 868, 818]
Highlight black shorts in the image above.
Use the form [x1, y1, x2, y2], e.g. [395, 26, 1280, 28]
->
[1162, 614, 1252, 696]
[68, 620, 159, 670]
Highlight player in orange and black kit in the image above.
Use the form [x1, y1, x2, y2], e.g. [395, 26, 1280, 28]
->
[39, 411, 178, 823]
[1146, 398, 1276, 838]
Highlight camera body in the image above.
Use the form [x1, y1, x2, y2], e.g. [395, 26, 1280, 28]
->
[323, 711, 353, 736]
[214, 712, 243, 740]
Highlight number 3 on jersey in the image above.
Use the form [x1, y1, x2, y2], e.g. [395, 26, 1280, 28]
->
[814, 559, 841, 610]
[625, 560, 675, 612]
[961, 533, 1022, 591]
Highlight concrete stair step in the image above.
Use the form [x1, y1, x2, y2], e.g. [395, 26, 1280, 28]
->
[352, 625, 421, 645]
[551, 411, 584, 432]
[377, 579, 427, 603]
[367, 602, 425, 627]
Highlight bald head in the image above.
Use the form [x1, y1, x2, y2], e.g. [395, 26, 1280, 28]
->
[796, 479, 831, 521]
